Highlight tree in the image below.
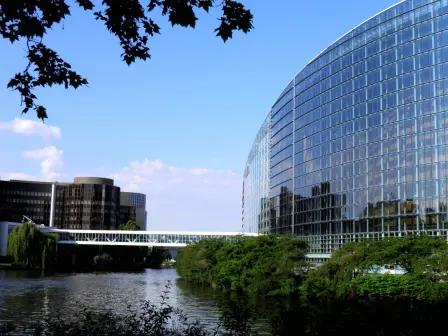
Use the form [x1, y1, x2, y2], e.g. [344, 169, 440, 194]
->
[6, 222, 58, 269]
[120, 220, 140, 231]
[1, 0, 254, 120]
[302, 235, 448, 303]
[176, 237, 226, 284]
[146, 246, 170, 268]
[93, 252, 113, 269]
[176, 235, 310, 296]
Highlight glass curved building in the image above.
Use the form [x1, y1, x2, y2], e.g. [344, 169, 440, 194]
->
[243, 0, 448, 260]
[242, 115, 271, 234]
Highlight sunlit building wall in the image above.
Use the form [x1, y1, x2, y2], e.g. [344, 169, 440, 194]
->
[120, 192, 147, 230]
[244, 0, 448, 259]
[242, 115, 271, 234]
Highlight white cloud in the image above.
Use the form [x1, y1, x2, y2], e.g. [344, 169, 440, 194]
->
[0, 118, 61, 140]
[111, 159, 242, 231]
[0, 172, 38, 181]
[22, 146, 64, 181]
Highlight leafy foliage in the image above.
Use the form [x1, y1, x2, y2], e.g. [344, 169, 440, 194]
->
[93, 252, 113, 269]
[146, 246, 171, 268]
[176, 235, 310, 296]
[6, 222, 58, 270]
[176, 237, 226, 285]
[302, 235, 448, 303]
[119, 220, 140, 231]
[0, 0, 254, 119]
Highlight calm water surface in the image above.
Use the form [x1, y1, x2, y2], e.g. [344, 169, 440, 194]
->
[0, 269, 224, 328]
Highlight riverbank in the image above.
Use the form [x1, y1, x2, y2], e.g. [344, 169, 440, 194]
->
[2, 267, 448, 336]
[0, 263, 35, 270]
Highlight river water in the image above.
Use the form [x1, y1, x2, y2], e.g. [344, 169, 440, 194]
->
[0, 269, 228, 330]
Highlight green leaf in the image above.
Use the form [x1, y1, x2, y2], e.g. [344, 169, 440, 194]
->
[198, 0, 213, 12]
[35, 105, 48, 120]
[76, 0, 95, 10]
[6, 78, 20, 89]
[3, 0, 253, 119]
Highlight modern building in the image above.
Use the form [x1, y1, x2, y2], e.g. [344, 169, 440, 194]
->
[0, 177, 132, 230]
[243, 0, 448, 261]
[0, 180, 57, 227]
[62, 177, 121, 230]
[242, 115, 271, 234]
[120, 192, 147, 230]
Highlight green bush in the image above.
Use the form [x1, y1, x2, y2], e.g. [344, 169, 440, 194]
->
[302, 235, 448, 303]
[176, 235, 309, 296]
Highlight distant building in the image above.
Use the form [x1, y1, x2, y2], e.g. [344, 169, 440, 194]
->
[0, 180, 57, 226]
[0, 177, 144, 230]
[62, 177, 121, 230]
[120, 192, 147, 230]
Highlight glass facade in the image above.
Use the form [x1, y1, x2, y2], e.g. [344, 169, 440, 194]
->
[129, 193, 146, 208]
[120, 192, 147, 229]
[245, 0, 448, 255]
[62, 183, 121, 230]
[0, 178, 122, 230]
[0, 180, 54, 225]
[242, 115, 271, 233]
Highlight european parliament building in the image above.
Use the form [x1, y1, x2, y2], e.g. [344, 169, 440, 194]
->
[242, 0, 448, 261]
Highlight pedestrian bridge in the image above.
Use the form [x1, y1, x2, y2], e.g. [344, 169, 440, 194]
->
[0, 222, 327, 262]
[41, 228, 258, 247]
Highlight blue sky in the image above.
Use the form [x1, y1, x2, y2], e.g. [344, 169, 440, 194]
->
[0, 0, 398, 231]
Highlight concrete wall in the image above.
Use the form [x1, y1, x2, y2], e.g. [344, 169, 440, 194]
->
[0, 222, 8, 257]
[0, 221, 18, 257]
[120, 192, 131, 205]
[135, 208, 146, 230]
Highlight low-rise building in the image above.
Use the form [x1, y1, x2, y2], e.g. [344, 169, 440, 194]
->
[0, 177, 145, 230]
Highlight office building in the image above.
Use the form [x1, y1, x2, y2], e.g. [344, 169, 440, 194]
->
[62, 177, 121, 230]
[243, 0, 448, 260]
[120, 192, 147, 230]
[242, 116, 271, 234]
[0, 177, 137, 230]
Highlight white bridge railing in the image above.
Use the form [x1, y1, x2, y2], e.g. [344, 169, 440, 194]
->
[41, 228, 259, 247]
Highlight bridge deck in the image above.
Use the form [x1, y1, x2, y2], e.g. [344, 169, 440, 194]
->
[41, 228, 259, 247]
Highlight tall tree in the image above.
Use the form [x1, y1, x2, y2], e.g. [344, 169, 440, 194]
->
[7, 222, 58, 269]
[1, 0, 254, 120]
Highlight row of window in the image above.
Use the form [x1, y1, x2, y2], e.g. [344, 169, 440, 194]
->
[273, 75, 448, 152]
[296, 17, 448, 105]
[295, 0, 447, 90]
[273, 136, 448, 172]
[271, 152, 448, 196]
[6, 199, 50, 204]
[289, 177, 448, 200]
[0, 190, 51, 197]
[295, 60, 448, 125]
[292, 216, 442, 236]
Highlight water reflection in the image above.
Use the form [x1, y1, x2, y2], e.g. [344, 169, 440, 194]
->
[0, 269, 223, 329]
[2, 269, 444, 335]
